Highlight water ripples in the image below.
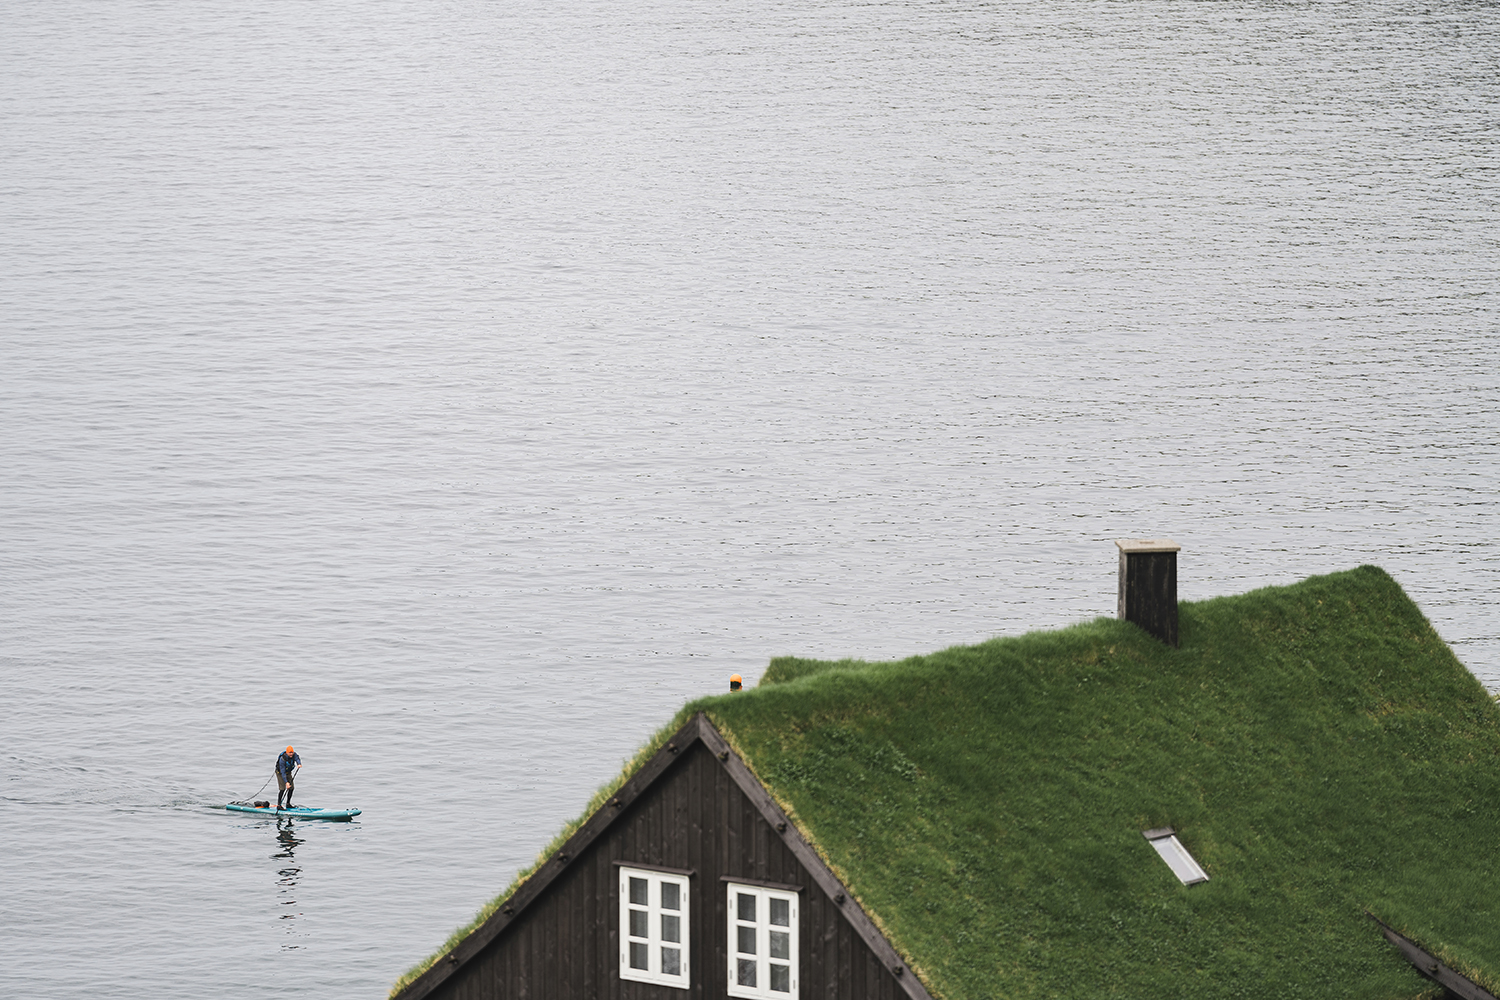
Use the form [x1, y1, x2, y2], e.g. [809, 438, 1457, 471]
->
[2, 0, 1496, 996]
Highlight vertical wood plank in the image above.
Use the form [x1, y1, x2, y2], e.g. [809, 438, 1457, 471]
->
[518, 917, 532, 1000]
[724, 756, 737, 1000]
[688, 747, 705, 1000]
[839, 917, 854, 1000]
[402, 716, 926, 1000]
[606, 824, 621, 1000]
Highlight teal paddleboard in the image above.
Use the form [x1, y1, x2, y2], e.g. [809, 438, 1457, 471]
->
[225, 803, 361, 821]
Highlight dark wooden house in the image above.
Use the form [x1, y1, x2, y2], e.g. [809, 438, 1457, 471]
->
[396, 567, 1500, 1000]
[396, 712, 930, 1000]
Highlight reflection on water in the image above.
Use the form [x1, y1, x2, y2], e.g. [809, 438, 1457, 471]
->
[273, 818, 303, 942]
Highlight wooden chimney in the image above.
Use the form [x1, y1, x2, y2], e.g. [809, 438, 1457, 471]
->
[1115, 539, 1181, 647]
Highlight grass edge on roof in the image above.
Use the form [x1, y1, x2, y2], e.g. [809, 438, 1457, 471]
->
[387, 713, 695, 997]
[391, 566, 1500, 999]
[386, 704, 926, 998]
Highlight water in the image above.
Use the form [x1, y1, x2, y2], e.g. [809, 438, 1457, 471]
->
[2, 0, 1496, 995]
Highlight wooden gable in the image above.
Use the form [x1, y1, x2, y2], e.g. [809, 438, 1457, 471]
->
[397, 713, 932, 1000]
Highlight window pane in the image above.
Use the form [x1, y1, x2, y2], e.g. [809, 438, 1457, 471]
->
[769, 897, 790, 927]
[629, 908, 648, 939]
[662, 946, 681, 976]
[737, 957, 757, 987]
[770, 963, 791, 993]
[661, 881, 680, 910]
[737, 893, 756, 922]
[737, 925, 757, 955]
[662, 914, 681, 943]
[629, 877, 648, 906]
[629, 941, 649, 970]
[769, 930, 789, 960]
[1148, 834, 1210, 885]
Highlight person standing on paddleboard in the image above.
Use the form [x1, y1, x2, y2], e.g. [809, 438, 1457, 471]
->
[275, 745, 302, 810]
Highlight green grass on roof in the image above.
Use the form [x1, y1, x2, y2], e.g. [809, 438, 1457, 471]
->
[394, 566, 1499, 1000]
[390, 723, 684, 996]
[689, 566, 1500, 1000]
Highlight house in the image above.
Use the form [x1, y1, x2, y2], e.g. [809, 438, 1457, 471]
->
[393, 565, 1500, 1000]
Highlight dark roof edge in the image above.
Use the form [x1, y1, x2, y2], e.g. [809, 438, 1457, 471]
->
[395, 711, 934, 1000]
[1367, 911, 1498, 1000]
[394, 713, 707, 1000]
[696, 713, 936, 1000]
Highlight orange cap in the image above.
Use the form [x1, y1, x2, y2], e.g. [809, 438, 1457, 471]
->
[730, 674, 742, 683]
[286, 746, 295, 754]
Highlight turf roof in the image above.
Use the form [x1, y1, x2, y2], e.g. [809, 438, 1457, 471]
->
[396, 566, 1500, 999]
[690, 566, 1500, 1000]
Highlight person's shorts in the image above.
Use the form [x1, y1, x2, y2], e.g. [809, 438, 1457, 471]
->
[276, 771, 295, 790]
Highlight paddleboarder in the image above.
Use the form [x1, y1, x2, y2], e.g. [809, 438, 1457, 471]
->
[275, 745, 302, 810]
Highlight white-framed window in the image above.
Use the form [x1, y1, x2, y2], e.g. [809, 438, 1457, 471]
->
[726, 883, 798, 999]
[618, 866, 691, 989]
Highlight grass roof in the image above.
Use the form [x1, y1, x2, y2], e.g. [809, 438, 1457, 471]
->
[691, 566, 1500, 1000]
[396, 566, 1500, 999]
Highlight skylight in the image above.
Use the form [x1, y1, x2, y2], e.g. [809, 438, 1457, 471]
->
[1142, 827, 1209, 885]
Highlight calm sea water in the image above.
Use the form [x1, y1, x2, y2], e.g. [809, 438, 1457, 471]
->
[2, 0, 1496, 995]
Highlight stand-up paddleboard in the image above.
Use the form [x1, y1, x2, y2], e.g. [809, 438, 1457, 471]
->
[225, 802, 361, 821]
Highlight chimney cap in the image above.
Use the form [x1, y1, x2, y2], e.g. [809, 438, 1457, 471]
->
[1115, 538, 1181, 553]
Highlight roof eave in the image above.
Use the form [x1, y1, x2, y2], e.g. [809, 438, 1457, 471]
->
[394, 711, 933, 1000]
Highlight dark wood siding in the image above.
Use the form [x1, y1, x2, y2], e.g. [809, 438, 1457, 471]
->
[426, 740, 904, 1000]
[1118, 547, 1178, 647]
